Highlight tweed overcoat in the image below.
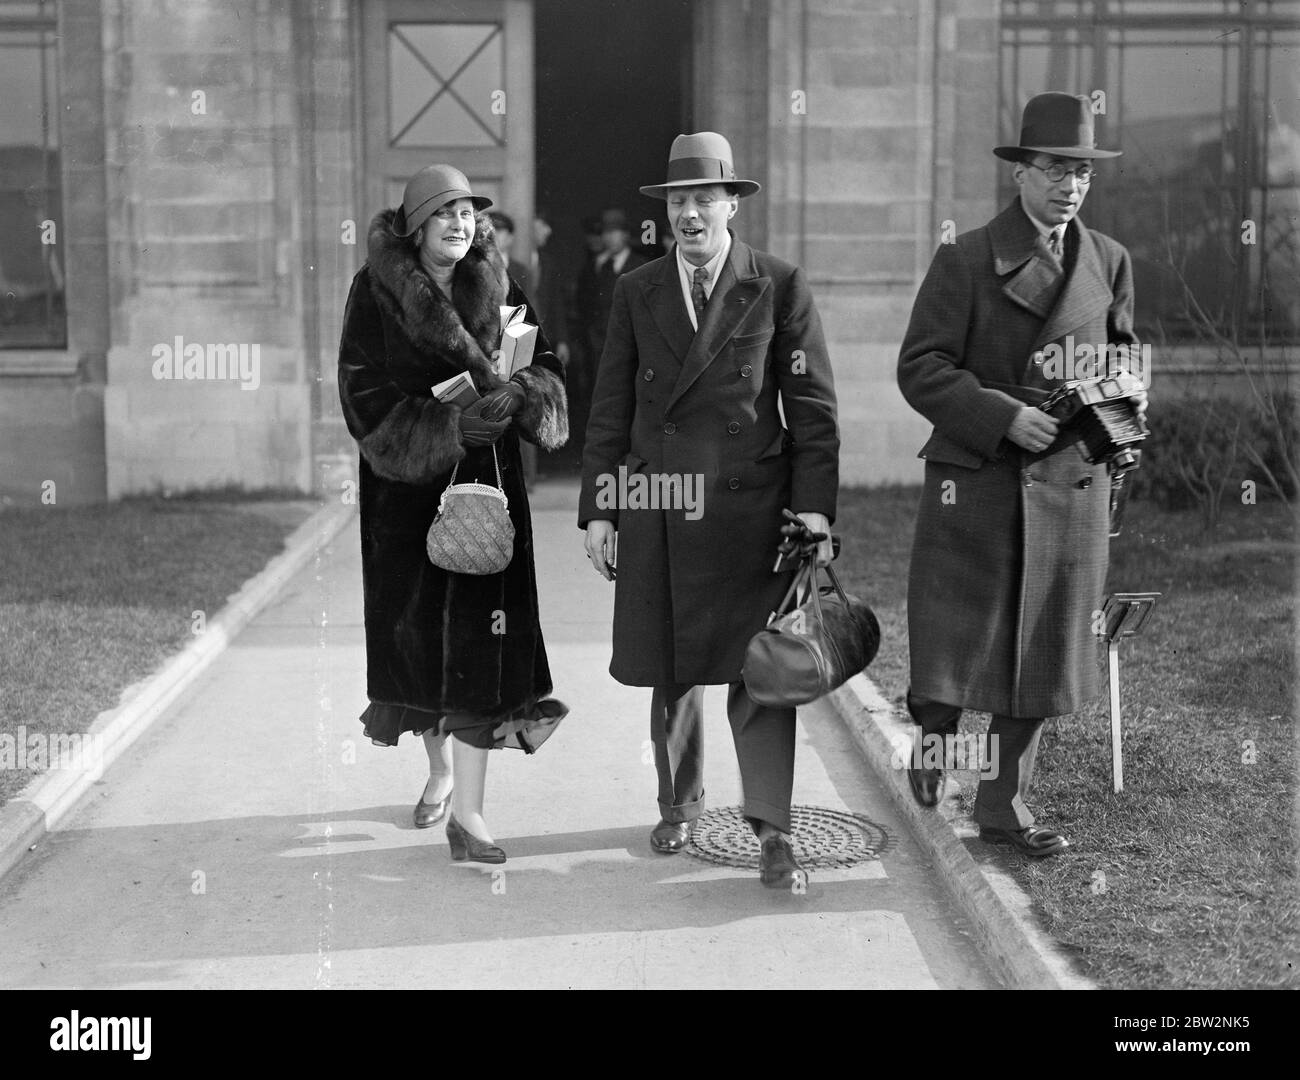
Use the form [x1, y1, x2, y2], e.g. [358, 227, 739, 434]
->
[898, 200, 1139, 718]
[579, 235, 840, 687]
[337, 210, 568, 736]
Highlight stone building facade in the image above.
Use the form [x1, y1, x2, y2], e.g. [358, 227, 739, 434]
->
[1, 0, 1294, 504]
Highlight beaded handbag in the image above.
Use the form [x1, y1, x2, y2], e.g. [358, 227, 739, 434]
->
[425, 446, 515, 575]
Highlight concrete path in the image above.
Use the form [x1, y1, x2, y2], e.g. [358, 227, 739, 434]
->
[0, 478, 996, 989]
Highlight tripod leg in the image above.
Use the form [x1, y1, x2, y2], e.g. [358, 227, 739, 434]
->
[1108, 642, 1123, 793]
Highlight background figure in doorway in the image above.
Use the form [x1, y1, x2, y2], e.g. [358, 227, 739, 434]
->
[570, 208, 648, 462]
[488, 211, 531, 293]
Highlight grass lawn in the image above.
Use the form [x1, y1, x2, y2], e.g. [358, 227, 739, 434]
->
[0, 496, 317, 807]
[834, 485, 1297, 990]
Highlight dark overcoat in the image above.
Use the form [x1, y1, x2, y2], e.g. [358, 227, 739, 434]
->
[898, 199, 1139, 718]
[337, 210, 568, 735]
[579, 235, 840, 687]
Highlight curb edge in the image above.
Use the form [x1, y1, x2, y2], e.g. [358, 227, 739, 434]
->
[828, 673, 1097, 990]
[0, 500, 357, 884]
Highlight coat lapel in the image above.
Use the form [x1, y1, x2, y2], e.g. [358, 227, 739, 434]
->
[666, 237, 768, 412]
[992, 201, 1063, 322]
[643, 253, 695, 365]
[1030, 217, 1112, 352]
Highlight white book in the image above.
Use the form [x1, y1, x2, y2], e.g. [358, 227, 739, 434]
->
[498, 322, 537, 377]
[500, 303, 528, 329]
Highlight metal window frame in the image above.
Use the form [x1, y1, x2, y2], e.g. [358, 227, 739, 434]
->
[1000, 0, 1300, 344]
[0, 0, 65, 350]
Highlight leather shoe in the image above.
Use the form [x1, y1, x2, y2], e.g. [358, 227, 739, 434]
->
[759, 834, 804, 888]
[446, 813, 506, 864]
[979, 824, 1070, 858]
[907, 764, 944, 807]
[413, 785, 452, 829]
[650, 819, 691, 853]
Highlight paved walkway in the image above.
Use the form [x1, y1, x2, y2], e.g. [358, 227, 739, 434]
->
[0, 478, 995, 989]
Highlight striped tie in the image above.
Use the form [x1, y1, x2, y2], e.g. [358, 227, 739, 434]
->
[1048, 227, 1063, 259]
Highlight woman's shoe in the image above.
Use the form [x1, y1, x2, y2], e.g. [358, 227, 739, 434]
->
[413, 783, 453, 829]
[445, 813, 506, 864]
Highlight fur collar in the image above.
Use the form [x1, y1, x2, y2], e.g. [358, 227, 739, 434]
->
[365, 208, 509, 391]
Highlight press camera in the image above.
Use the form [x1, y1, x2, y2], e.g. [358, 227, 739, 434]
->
[1039, 372, 1149, 473]
[1039, 372, 1150, 537]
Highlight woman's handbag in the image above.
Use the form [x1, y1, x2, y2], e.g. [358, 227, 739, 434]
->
[425, 446, 515, 575]
[741, 555, 881, 708]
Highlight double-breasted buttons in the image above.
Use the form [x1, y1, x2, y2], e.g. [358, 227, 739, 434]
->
[727, 421, 741, 435]
[643, 369, 655, 381]
[728, 477, 741, 490]
[739, 364, 753, 378]
[663, 422, 677, 435]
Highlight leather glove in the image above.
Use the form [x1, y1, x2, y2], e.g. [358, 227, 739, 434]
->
[459, 411, 512, 447]
[475, 382, 527, 422]
[775, 508, 834, 567]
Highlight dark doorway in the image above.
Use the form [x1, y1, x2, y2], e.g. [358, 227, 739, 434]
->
[532, 0, 694, 472]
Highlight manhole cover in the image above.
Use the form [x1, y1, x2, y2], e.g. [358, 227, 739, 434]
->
[686, 805, 892, 870]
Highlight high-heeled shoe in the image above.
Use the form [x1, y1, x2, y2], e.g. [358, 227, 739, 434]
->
[412, 782, 453, 829]
[445, 813, 506, 864]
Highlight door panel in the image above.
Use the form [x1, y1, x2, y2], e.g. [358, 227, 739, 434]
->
[362, 0, 533, 256]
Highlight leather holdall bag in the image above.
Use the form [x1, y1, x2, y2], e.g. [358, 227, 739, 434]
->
[742, 556, 881, 708]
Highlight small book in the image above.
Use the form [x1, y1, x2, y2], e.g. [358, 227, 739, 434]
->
[431, 371, 480, 409]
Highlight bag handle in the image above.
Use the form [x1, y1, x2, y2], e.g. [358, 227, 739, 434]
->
[766, 555, 849, 627]
[445, 444, 504, 492]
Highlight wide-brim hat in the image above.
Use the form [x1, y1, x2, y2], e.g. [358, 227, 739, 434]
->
[391, 164, 493, 237]
[639, 131, 761, 199]
[994, 92, 1122, 161]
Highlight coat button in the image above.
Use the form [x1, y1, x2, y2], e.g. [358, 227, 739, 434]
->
[739, 364, 753, 377]
[1022, 473, 1033, 487]
[663, 422, 676, 435]
[727, 421, 741, 435]
[1031, 351, 1046, 366]
[1078, 476, 1093, 489]
[728, 477, 741, 490]
[643, 369, 655, 381]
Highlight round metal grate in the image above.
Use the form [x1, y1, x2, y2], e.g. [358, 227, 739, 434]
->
[686, 805, 892, 870]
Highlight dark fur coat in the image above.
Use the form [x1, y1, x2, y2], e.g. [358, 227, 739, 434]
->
[337, 209, 568, 736]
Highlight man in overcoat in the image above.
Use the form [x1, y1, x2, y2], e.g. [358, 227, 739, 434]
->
[898, 92, 1145, 857]
[579, 132, 840, 886]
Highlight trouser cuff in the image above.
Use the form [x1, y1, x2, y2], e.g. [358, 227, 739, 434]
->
[743, 797, 791, 836]
[658, 793, 704, 824]
[973, 791, 1036, 830]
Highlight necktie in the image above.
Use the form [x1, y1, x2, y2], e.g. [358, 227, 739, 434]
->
[1048, 227, 1063, 259]
[691, 266, 709, 324]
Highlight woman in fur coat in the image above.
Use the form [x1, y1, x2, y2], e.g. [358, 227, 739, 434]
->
[337, 165, 568, 864]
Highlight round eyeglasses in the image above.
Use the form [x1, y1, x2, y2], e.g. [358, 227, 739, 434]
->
[1026, 161, 1096, 185]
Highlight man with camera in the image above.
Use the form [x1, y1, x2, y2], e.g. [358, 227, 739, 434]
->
[897, 92, 1147, 857]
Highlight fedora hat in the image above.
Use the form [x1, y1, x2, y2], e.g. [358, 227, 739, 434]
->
[994, 92, 1121, 161]
[391, 164, 493, 238]
[639, 131, 761, 199]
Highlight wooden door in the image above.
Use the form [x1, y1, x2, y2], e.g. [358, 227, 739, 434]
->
[361, 0, 534, 257]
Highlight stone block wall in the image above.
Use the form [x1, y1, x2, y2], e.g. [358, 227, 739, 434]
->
[101, 0, 311, 497]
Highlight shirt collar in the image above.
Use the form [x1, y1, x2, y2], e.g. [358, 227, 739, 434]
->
[1019, 195, 1065, 245]
[676, 232, 731, 295]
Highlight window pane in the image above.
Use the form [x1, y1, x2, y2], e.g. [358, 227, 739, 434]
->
[0, 19, 64, 348]
[1254, 27, 1300, 339]
[388, 23, 505, 148]
[1092, 36, 1240, 341]
[1001, 3, 1300, 344]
